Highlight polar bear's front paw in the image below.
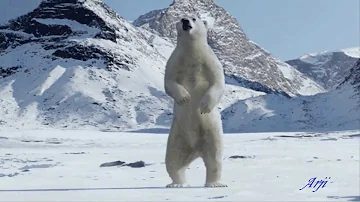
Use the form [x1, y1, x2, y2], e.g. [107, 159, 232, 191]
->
[176, 92, 191, 106]
[199, 95, 215, 114]
[205, 182, 228, 188]
[166, 183, 189, 188]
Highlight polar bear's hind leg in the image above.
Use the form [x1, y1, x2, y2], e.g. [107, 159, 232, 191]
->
[165, 123, 199, 188]
[199, 125, 228, 188]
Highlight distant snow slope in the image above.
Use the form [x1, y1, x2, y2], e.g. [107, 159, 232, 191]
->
[222, 85, 359, 132]
[341, 47, 360, 58]
[0, 129, 359, 201]
[286, 47, 360, 90]
[222, 60, 360, 132]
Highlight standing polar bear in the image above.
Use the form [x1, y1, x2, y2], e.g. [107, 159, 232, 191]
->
[164, 15, 227, 188]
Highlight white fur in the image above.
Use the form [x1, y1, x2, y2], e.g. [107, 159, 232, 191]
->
[164, 16, 227, 188]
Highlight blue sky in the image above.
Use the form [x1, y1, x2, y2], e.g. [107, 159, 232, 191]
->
[105, 0, 359, 60]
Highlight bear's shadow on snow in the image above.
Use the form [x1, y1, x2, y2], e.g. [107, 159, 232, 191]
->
[127, 128, 170, 133]
[327, 196, 360, 201]
[342, 134, 360, 139]
[0, 186, 205, 192]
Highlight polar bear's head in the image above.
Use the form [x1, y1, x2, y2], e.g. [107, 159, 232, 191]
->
[176, 16, 208, 42]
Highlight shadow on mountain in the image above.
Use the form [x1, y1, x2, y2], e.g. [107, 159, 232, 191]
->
[327, 196, 360, 201]
[127, 128, 170, 134]
[0, 186, 204, 192]
[225, 75, 291, 98]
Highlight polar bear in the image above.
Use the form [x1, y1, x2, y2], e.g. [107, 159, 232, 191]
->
[164, 16, 227, 188]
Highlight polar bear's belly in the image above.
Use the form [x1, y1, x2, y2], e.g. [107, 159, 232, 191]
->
[179, 66, 208, 98]
[175, 66, 212, 125]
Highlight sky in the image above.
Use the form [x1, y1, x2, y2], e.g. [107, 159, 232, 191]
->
[105, 0, 359, 60]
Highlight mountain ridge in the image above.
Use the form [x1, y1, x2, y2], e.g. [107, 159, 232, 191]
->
[286, 47, 359, 90]
[133, 0, 325, 97]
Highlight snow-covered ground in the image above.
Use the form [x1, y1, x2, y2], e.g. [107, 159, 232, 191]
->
[0, 129, 359, 201]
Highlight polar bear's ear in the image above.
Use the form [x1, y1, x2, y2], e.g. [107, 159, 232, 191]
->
[203, 20, 208, 30]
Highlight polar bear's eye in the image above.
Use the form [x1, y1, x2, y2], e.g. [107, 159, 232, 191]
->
[192, 18, 196, 22]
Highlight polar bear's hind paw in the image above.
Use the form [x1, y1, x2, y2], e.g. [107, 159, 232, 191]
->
[205, 182, 228, 188]
[166, 183, 190, 188]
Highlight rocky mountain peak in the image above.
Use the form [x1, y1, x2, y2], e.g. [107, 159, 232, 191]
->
[4, 0, 124, 41]
[133, 0, 324, 96]
[0, 0, 164, 72]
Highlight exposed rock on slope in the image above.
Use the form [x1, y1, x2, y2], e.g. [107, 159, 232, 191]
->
[338, 58, 360, 98]
[286, 47, 360, 90]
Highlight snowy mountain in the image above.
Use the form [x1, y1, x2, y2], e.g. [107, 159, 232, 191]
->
[0, 0, 356, 133]
[0, 0, 266, 131]
[221, 59, 360, 132]
[133, 0, 325, 96]
[0, 0, 175, 130]
[286, 47, 360, 90]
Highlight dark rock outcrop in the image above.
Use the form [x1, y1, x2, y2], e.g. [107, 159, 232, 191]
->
[100, 161, 125, 167]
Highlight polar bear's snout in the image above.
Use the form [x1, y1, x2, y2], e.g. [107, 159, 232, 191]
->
[181, 18, 192, 31]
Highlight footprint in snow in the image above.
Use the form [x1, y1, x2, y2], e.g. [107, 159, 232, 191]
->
[19, 163, 59, 170]
[229, 155, 255, 159]
[0, 172, 19, 177]
[208, 195, 227, 199]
